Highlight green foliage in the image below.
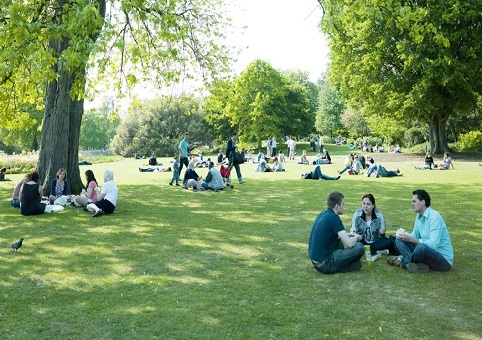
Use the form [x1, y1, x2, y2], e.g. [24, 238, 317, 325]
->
[205, 60, 315, 148]
[340, 107, 370, 139]
[315, 81, 344, 136]
[111, 96, 211, 157]
[79, 109, 120, 150]
[319, 0, 482, 152]
[0, 152, 38, 174]
[458, 130, 482, 152]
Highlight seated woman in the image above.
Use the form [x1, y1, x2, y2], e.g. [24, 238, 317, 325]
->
[49, 168, 68, 204]
[437, 152, 454, 170]
[298, 150, 309, 165]
[301, 165, 340, 180]
[272, 157, 285, 172]
[255, 150, 264, 163]
[321, 150, 332, 164]
[0, 167, 12, 181]
[11, 176, 27, 207]
[350, 194, 397, 255]
[415, 152, 434, 170]
[72, 170, 99, 207]
[86, 169, 118, 217]
[182, 161, 202, 187]
[20, 171, 46, 216]
[254, 157, 272, 172]
[337, 154, 355, 174]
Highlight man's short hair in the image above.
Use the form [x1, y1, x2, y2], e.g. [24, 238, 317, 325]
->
[232, 131, 238, 136]
[327, 191, 344, 209]
[208, 161, 214, 168]
[413, 189, 431, 207]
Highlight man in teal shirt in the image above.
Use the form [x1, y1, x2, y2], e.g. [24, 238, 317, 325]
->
[388, 189, 454, 273]
[178, 133, 190, 175]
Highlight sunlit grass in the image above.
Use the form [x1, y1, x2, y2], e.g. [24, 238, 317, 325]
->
[1, 153, 481, 339]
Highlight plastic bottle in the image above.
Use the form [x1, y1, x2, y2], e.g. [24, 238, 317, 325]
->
[364, 245, 372, 265]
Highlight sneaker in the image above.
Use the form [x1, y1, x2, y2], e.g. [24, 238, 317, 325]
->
[387, 256, 402, 267]
[169, 182, 173, 186]
[92, 209, 105, 217]
[176, 184, 180, 186]
[376, 250, 390, 256]
[334, 176, 341, 180]
[238, 179, 246, 184]
[406, 263, 430, 273]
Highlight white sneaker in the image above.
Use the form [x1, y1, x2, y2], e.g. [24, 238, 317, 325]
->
[238, 180, 246, 184]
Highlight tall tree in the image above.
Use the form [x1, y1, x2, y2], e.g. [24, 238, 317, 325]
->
[318, 0, 482, 153]
[315, 81, 344, 138]
[0, 0, 232, 193]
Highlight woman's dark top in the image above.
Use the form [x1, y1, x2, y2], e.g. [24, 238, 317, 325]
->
[183, 169, 200, 184]
[21, 183, 45, 216]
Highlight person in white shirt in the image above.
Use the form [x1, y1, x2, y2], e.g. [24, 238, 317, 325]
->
[86, 169, 118, 217]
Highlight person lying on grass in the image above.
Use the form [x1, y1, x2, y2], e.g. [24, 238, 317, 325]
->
[301, 166, 340, 180]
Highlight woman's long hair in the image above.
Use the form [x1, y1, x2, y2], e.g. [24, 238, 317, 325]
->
[85, 170, 97, 186]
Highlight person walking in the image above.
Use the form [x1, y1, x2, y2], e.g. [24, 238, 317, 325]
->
[178, 132, 190, 175]
[226, 132, 246, 186]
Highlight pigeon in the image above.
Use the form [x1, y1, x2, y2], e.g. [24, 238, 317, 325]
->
[8, 237, 24, 253]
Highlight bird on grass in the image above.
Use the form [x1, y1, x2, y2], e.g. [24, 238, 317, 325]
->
[8, 237, 24, 253]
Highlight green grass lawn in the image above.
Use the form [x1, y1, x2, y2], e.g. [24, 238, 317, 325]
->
[1, 151, 482, 339]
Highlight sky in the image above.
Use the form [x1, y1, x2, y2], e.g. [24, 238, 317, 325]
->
[230, 0, 330, 82]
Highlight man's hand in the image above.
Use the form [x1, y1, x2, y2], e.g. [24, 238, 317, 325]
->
[397, 233, 418, 244]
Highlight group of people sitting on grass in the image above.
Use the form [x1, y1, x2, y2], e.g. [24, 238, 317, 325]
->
[179, 160, 225, 191]
[297, 149, 332, 165]
[415, 152, 454, 170]
[10, 168, 118, 218]
[309, 190, 453, 275]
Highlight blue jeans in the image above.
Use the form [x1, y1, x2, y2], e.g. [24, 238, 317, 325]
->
[339, 165, 352, 174]
[312, 166, 337, 180]
[316, 242, 364, 274]
[395, 240, 451, 272]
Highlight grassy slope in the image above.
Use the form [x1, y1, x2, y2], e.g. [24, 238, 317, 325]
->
[1, 146, 481, 339]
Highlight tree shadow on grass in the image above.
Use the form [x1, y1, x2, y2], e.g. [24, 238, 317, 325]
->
[1, 179, 482, 338]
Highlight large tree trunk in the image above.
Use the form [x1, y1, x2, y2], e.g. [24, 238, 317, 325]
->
[38, 0, 106, 196]
[428, 113, 452, 154]
[38, 69, 84, 196]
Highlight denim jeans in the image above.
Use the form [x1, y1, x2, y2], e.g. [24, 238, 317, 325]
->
[312, 166, 337, 180]
[395, 240, 451, 271]
[316, 242, 364, 274]
[339, 165, 352, 174]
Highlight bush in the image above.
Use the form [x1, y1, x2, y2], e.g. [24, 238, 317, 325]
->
[458, 130, 482, 152]
[403, 126, 426, 147]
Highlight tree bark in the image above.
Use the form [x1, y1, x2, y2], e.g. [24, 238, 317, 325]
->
[38, 1, 106, 196]
[428, 114, 452, 154]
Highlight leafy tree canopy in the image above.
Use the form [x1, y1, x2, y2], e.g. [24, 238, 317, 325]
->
[318, 0, 482, 153]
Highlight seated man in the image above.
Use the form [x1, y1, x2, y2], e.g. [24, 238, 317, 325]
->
[201, 161, 224, 191]
[388, 189, 453, 273]
[308, 191, 364, 274]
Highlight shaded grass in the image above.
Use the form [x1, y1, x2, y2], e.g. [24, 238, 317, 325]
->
[1, 155, 481, 339]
